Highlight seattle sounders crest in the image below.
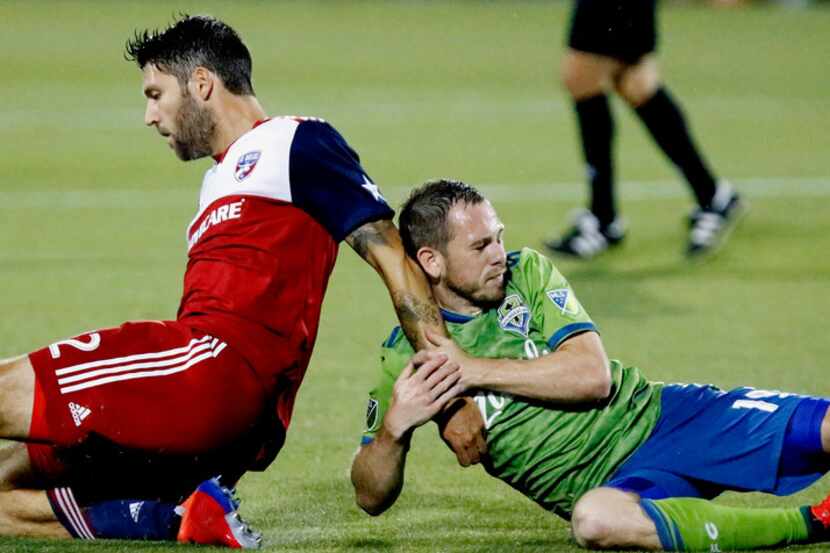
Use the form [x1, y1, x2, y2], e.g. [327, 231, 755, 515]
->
[498, 294, 530, 337]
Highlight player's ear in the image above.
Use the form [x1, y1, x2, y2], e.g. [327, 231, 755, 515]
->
[416, 247, 443, 280]
[189, 67, 215, 101]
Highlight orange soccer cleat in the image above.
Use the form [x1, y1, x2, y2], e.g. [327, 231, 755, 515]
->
[177, 478, 262, 549]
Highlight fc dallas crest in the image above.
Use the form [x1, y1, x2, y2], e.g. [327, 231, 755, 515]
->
[234, 150, 261, 182]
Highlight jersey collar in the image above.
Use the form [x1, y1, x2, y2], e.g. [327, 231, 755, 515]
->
[212, 118, 272, 163]
[440, 308, 476, 324]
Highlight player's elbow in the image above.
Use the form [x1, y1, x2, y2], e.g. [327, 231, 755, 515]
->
[357, 497, 386, 517]
[355, 491, 389, 517]
[584, 362, 612, 401]
[587, 376, 612, 401]
[351, 463, 395, 516]
[559, 331, 612, 401]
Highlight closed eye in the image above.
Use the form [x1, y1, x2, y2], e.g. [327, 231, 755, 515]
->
[143, 88, 161, 100]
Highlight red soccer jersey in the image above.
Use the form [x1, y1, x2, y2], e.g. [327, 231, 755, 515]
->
[177, 117, 393, 430]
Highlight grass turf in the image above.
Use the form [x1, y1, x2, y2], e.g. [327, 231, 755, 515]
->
[0, 1, 828, 551]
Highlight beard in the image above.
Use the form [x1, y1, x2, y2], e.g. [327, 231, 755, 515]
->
[445, 271, 507, 311]
[171, 91, 216, 161]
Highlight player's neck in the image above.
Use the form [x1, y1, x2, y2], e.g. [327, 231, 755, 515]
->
[433, 285, 482, 318]
[211, 94, 268, 157]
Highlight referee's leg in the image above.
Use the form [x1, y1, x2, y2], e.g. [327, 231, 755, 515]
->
[613, 54, 660, 108]
[561, 49, 620, 101]
[616, 55, 719, 212]
[561, 49, 624, 229]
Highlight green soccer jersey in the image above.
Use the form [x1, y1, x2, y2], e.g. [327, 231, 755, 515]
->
[361, 248, 664, 519]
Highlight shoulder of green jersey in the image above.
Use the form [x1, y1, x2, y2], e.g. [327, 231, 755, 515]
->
[512, 247, 565, 280]
[516, 246, 548, 265]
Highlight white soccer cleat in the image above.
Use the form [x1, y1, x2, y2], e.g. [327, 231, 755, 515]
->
[687, 181, 747, 258]
[545, 209, 626, 259]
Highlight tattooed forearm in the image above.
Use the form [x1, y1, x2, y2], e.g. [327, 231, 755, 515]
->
[346, 221, 391, 261]
[347, 219, 447, 348]
[392, 290, 444, 350]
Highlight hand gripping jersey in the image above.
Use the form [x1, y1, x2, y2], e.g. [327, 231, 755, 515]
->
[179, 117, 393, 430]
[362, 248, 663, 519]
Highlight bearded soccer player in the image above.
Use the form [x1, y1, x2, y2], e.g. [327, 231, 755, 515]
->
[351, 179, 830, 552]
[0, 15, 486, 548]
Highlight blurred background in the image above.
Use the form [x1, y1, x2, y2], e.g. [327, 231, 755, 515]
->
[1, 1, 828, 551]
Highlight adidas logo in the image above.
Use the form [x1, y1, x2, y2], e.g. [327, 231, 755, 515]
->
[68, 402, 91, 427]
[129, 501, 144, 523]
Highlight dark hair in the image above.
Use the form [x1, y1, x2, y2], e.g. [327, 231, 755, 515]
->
[125, 14, 254, 95]
[399, 179, 485, 260]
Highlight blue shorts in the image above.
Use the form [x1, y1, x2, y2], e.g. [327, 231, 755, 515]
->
[605, 383, 830, 499]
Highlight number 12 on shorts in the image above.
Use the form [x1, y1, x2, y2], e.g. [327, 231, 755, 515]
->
[49, 333, 101, 359]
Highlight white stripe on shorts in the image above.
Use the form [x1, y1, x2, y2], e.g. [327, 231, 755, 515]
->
[57, 340, 214, 385]
[57, 336, 226, 395]
[55, 335, 213, 376]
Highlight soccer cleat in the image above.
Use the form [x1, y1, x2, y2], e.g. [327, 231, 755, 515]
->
[805, 491, 830, 542]
[810, 491, 830, 528]
[177, 478, 262, 549]
[545, 209, 625, 259]
[686, 181, 747, 258]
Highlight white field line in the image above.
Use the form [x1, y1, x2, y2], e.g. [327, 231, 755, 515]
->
[0, 177, 829, 209]
[390, 177, 830, 203]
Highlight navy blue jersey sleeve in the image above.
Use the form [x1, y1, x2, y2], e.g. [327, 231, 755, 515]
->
[288, 119, 394, 241]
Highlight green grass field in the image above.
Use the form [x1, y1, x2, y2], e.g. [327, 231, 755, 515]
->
[1, 1, 829, 551]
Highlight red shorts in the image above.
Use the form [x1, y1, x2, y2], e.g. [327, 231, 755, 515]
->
[27, 320, 270, 498]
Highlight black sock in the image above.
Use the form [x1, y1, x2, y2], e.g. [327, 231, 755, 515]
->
[635, 87, 718, 209]
[574, 94, 616, 226]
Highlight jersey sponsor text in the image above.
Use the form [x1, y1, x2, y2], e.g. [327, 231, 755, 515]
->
[188, 200, 244, 250]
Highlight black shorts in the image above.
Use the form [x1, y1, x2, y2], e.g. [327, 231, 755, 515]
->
[567, 0, 659, 64]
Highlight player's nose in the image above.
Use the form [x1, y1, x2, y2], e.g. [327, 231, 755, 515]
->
[144, 102, 159, 127]
[489, 243, 507, 266]
[497, 243, 508, 263]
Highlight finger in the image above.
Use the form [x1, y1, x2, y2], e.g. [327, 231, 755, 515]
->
[409, 349, 433, 366]
[412, 353, 448, 382]
[426, 380, 465, 423]
[424, 361, 459, 390]
[399, 360, 415, 380]
[428, 367, 461, 398]
[414, 349, 448, 367]
[433, 380, 465, 408]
